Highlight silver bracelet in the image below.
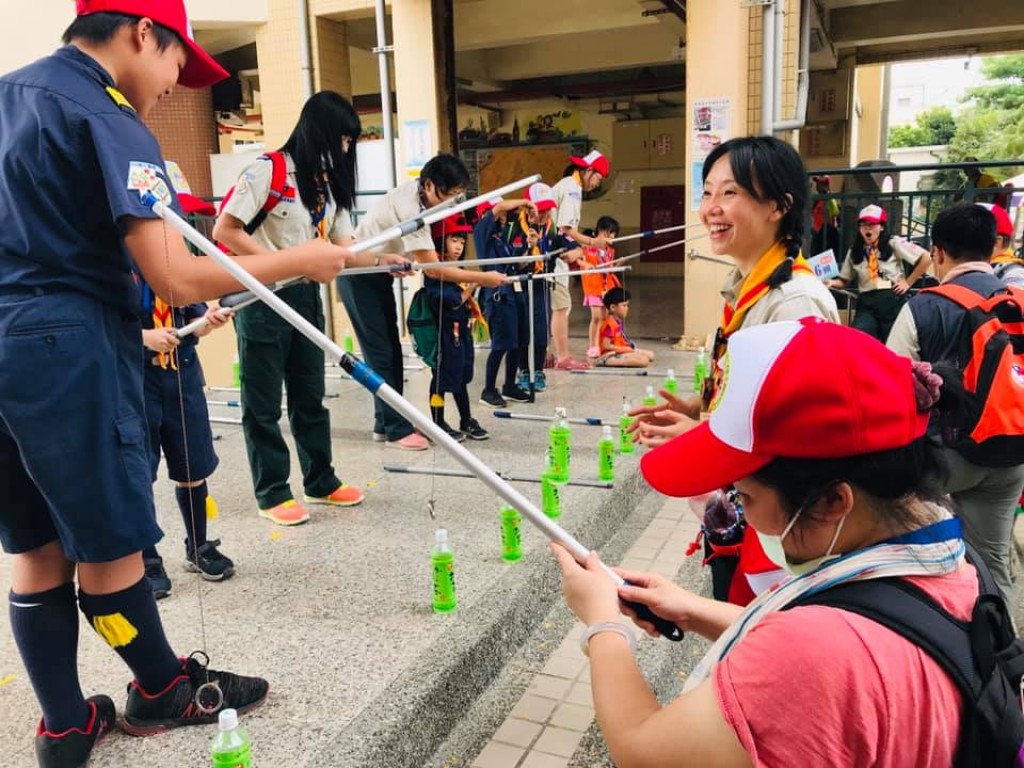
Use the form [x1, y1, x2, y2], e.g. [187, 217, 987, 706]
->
[580, 621, 637, 658]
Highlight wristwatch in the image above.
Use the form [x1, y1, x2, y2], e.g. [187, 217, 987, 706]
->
[579, 621, 637, 658]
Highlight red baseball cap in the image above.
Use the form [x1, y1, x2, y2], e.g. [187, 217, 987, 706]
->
[570, 150, 610, 177]
[977, 203, 1014, 238]
[858, 204, 887, 224]
[525, 182, 557, 212]
[75, 0, 229, 89]
[475, 196, 503, 218]
[430, 213, 473, 241]
[641, 318, 929, 498]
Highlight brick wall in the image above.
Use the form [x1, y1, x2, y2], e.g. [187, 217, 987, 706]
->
[146, 87, 216, 198]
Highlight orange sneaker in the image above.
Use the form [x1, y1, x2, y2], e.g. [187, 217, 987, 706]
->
[258, 499, 310, 526]
[304, 484, 365, 507]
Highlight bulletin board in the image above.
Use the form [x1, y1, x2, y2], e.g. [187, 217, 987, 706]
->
[478, 146, 576, 196]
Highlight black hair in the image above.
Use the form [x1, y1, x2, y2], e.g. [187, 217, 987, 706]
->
[932, 203, 997, 263]
[63, 12, 182, 50]
[595, 215, 620, 236]
[432, 229, 468, 257]
[602, 286, 631, 308]
[702, 135, 808, 260]
[751, 362, 968, 534]
[562, 163, 600, 184]
[850, 211, 894, 265]
[280, 91, 361, 213]
[421, 154, 470, 196]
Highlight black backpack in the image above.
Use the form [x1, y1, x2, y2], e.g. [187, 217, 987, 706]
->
[789, 549, 1024, 767]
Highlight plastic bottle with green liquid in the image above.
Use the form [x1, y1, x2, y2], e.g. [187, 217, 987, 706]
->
[597, 425, 615, 482]
[343, 328, 355, 355]
[663, 368, 678, 395]
[210, 709, 252, 768]
[547, 407, 572, 483]
[431, 529, 457, 613]
[500, 505, 522, 562]
[541, 473, 562, 519]
[642, 385, 657, 407]
[693, 347, 708, 394]
[618, 400, 635, 455]
[231, 353, 241, 388]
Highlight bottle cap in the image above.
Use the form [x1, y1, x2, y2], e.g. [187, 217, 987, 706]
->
[554, 406, 567, 419]
[666, 368, 675, 377]
[645, 385, 654, 397]
[622, 400, 631, 413]
[435, 528, 449, 548]
[602, 425, 613, 439]
[218, 708, 239, 732]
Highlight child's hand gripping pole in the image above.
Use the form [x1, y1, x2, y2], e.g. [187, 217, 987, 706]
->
[144, 188, 683, 643]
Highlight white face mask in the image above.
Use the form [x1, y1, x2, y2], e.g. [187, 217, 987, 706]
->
[755, 494, 849, 577]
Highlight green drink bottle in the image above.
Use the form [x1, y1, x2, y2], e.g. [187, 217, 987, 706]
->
[597, 425, 615, 482]
[210, 709, 252, 768]
[343, 328, 355, 355]
[618, 401, 635, 455]
[547, 407, 572, 483]
[541, 473, 562, 519]
[500, 505, 522, 562]
[693, 347, 708, 394]
[663, 367, 678, 395]
[231, 353, 241, 388]
[642, 385, 657, 407]
[431, 529, 457, 613]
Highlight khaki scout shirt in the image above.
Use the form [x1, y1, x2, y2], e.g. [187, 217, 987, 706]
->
[552, 175, 582, 232]
[353, 179, 435, 256]
[720, 269, 841, 329]
[221, 152, 353, 251]
[839, 239, 924, 292]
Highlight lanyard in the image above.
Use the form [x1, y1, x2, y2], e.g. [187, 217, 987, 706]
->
[884, 517, 962, 547]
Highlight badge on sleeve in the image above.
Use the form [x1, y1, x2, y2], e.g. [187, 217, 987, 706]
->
[126, 161, 173, 204]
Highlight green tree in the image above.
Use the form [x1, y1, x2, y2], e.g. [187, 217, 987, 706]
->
[887, 106, 957, 148]
[955, 55, 1024, 168]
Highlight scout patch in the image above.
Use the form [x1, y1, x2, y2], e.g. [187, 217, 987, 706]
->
[127, 161, 173, 204]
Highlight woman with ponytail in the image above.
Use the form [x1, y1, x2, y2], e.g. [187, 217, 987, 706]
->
[631, 136, 839, 449]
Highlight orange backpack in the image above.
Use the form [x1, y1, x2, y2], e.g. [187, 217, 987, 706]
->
[922, 283, 1024, 467]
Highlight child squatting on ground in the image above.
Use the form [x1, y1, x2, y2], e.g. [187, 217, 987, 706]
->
[595, 287, 655, 368]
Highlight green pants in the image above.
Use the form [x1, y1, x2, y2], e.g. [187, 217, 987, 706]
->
[234, 282, 340, 509]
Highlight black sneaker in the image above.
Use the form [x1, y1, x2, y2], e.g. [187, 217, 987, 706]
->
[437, 421, 466, 443]
[35, 694, 115, 768]
[461, 419, 490, 441]
[501, 385, 531, 403]
[184, 539, 235, 582]
[122, 651, 268, 736]
[144, 556, 172, 600]
[479, 388, 507, 409]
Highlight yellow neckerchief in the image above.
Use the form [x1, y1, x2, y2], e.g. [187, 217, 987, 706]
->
[992, 247, 1024, 265]
[719, 241, 812, 337]
[867, 246, 880, 280]
[104, 86, 135, 112]
[152, 297, 177, 370]
[572, 170, 583, 189]
[518, 209, 551, 272]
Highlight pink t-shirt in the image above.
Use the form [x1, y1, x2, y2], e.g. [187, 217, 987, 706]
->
[714, 565, 979, 767]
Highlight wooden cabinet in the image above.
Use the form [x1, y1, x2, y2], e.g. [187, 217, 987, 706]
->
[612, 118, 684, 170]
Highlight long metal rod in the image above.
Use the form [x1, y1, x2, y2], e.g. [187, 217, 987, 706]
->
[509, 265, 630, 283]
[145, 191, 619, 577]
[373, 0, 397, 188]
[570, 368, 693, 379]
[493, 410, 613, 427]
[609, 223, 694, 244]
[527, 276, 536, 398]
[687, 251, 735, 268]
[177, 175, 541, 337]
[339, 252, 560, 278]
[383, 464, 613, 489]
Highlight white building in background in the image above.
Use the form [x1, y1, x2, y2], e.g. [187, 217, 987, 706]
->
[886, 145, 950, 193]
[888, 56, 985, 126]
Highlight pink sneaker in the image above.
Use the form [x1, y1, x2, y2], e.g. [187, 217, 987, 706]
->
[554, 357, 591, 371]
[387, 432, 430, 451]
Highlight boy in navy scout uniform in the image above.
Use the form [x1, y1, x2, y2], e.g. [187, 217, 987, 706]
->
[0, 2, 352, 765]
[137, 272, 235, 598]
[475, 196, 540, 407]
[425, 214, 489, 441]
[504, 182, 579, 393]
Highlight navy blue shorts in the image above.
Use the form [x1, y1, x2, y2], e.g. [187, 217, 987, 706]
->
[434, 318, 475, 392]
[144, 352, 218, 483]
[484, 291, 524, 351]
[0, 292, 162, 562]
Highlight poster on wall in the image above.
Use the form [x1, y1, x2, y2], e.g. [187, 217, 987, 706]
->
[690, 97, 731, 210]
[402, 119, 433, 178]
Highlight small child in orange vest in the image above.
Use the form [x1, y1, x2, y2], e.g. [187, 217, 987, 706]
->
[582, 216, 622, 360]
[596, 287, 655, 368]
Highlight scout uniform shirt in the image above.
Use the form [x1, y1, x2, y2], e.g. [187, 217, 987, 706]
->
[353, 179, 434, 256]
[551, 175, 583, 290]
[221, 153, 353, 248]
[838, 239, 924, 293]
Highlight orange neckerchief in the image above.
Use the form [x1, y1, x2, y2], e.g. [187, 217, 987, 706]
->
[518, 209, 551, 273]
[152, 296, 177, 370]
[867, 247, 881, 280]
[992, 248, 1024, 266]
[720, 241, 813, 337]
